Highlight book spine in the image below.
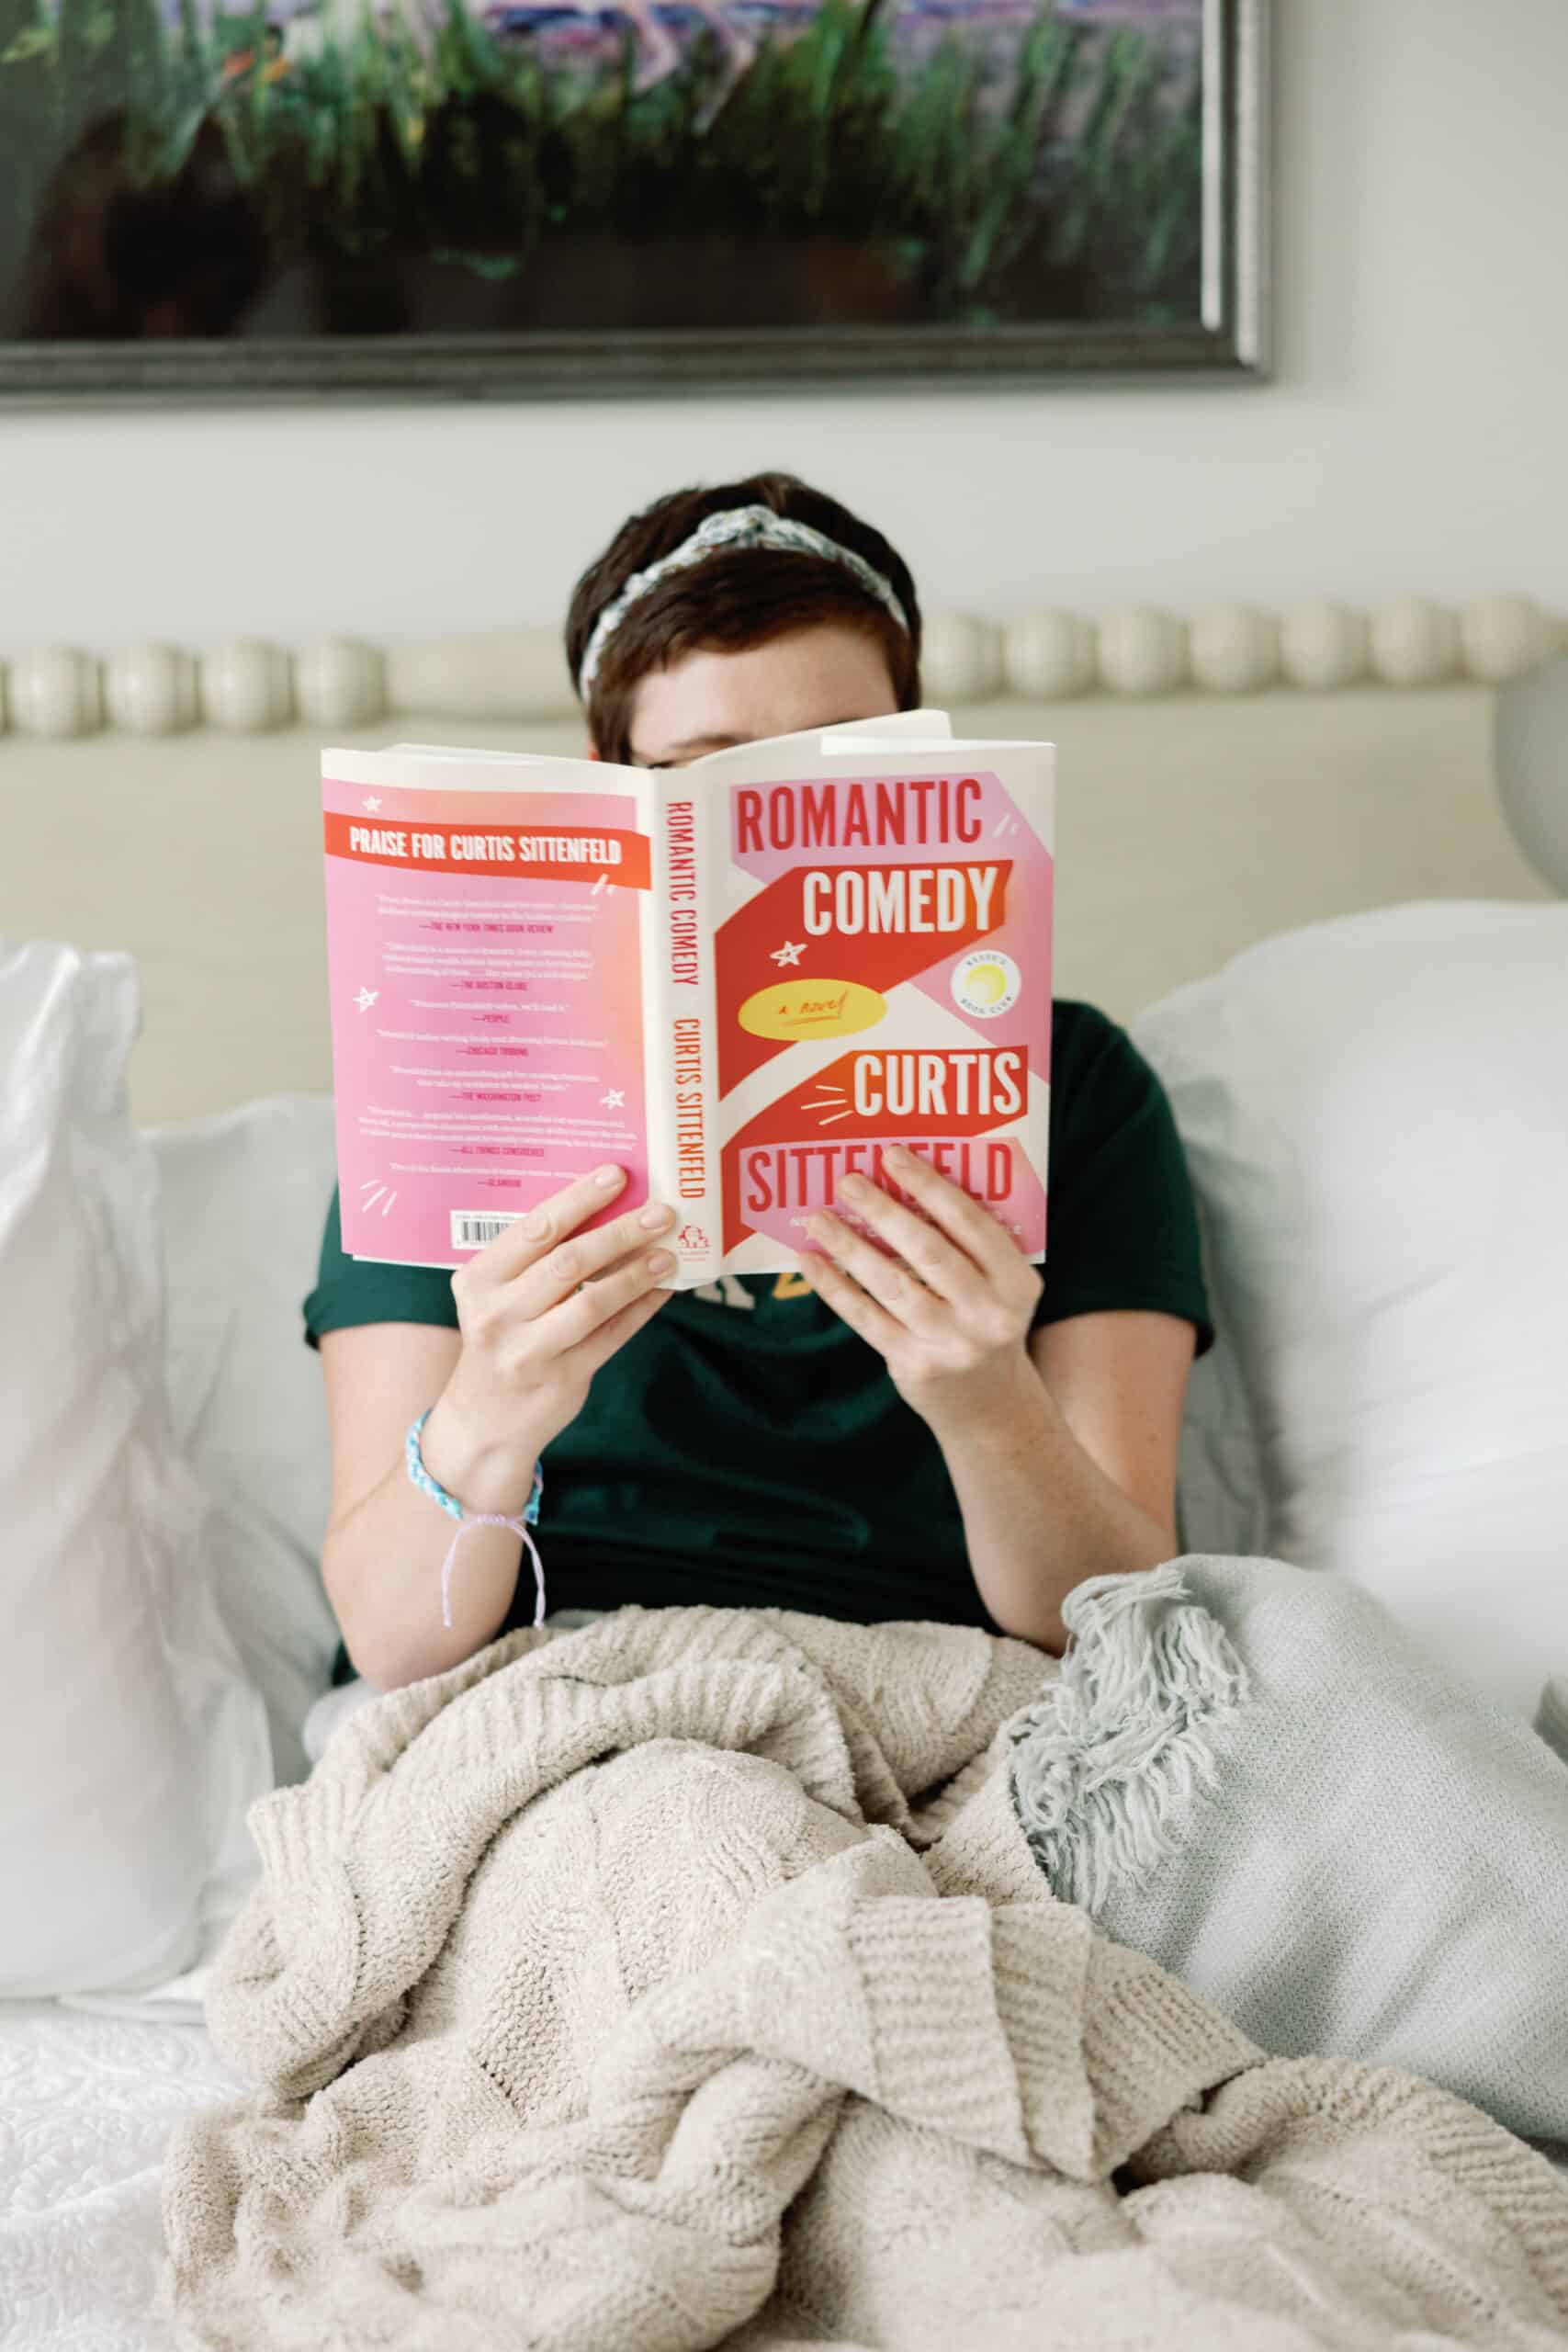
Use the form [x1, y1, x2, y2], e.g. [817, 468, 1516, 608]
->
[634, 773, 674, 1261]
[646, 780, 723, 1285]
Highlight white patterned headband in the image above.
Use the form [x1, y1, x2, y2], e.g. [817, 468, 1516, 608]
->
[576, 503, 912, 699]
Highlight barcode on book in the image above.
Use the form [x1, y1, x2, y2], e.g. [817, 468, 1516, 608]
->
[450, 1212, 521, 1249]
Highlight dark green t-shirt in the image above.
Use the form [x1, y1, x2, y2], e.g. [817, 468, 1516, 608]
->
[306, 999, 1212, 1668]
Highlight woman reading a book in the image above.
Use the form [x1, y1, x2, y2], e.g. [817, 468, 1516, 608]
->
[304, 472, 1213, 1711]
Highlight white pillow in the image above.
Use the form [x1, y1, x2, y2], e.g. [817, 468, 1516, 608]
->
[1133, 901, 1568, 1717]
[0, 941, 272, 1997]
[144, 1094, 341, 1789]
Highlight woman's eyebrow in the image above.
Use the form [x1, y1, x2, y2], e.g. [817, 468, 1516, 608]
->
[654, 732, 747, 760]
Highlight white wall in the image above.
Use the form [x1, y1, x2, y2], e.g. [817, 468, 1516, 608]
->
[2, 0, 1564, 650]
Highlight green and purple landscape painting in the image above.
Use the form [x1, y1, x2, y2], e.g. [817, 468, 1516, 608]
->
[0, 0, 1205, 349]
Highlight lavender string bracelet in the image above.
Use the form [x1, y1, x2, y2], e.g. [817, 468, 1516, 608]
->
[406, 1408, 546, 1632]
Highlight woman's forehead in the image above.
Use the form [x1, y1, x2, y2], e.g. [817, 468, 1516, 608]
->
[629, 626, 898, 765]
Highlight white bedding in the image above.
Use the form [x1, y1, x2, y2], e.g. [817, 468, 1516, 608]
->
[0, 2000, 243, 2350]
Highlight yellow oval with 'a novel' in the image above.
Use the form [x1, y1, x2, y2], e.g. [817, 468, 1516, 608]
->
[739, 978, 886, 1042]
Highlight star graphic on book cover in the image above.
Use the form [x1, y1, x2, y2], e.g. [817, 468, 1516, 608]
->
[362, 796, 382, 812]
[601, 1089, 626, 1108]
[770, 940, 806, 967]
[354, 987, 379, 1011]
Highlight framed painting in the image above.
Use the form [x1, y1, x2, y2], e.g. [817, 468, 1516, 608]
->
[0, 0, 1269, 400]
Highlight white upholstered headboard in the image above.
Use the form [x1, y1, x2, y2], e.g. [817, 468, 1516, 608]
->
[2, 594, 1560, 1126]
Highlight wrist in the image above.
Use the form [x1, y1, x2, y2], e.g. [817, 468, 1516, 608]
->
[418, 1393, 544, 1518]
[919, 1347, 1048, 1453]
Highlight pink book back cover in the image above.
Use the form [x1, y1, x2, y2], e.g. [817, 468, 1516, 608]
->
[323, 760, 653, 1266]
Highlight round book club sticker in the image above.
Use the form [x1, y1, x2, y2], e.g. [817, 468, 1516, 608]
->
[951, 950, 1021, 1019]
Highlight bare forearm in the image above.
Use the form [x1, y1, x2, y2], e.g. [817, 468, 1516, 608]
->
[932, 1354, 1176, 1653]
[321, 1395, 539, 1691]
[320, 1169, 676, 1692]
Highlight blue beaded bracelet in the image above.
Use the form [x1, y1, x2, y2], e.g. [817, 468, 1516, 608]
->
[406, 1409, 546, 1632]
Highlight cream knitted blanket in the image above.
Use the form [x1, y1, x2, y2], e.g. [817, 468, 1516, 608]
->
[160, 1606, 1568, 2350]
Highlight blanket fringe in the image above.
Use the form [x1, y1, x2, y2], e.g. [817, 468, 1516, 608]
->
[1010, 1565, 1251, 1916]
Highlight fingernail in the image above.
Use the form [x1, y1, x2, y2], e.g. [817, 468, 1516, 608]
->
[523, 1209, 550, 1238]
[646, 1250, 674, 1275]
[883, 1145, 910, 1166]
[593, 1164, 624, 1188]
[806, 1214, 831, 1241]
[637, 1202, 673, 1230]
[838, 1173, 869, 1202]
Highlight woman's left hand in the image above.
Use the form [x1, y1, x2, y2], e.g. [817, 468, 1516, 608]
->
[795, 1146, 1043, 1437]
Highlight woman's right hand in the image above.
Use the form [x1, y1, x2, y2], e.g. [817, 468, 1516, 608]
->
[423, 1166, 675, 1502]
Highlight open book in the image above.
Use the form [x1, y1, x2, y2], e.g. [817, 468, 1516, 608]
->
[321, 711, 1055, 1287]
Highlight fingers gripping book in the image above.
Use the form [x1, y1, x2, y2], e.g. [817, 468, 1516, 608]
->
[321, 712, 1055, 1287]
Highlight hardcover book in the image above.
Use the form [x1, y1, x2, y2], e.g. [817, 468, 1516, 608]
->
[321, 711, 1055, 1287]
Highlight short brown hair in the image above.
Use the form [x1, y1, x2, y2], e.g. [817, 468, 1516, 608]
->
[565, 471, 922, 763]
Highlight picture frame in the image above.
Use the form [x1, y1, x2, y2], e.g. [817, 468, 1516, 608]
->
[0, 0, 1270, 402]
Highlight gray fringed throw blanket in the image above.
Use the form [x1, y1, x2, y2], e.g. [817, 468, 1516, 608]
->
[161, 1603, 1568, 2349]
[1011, 1556, 1568, 2153]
